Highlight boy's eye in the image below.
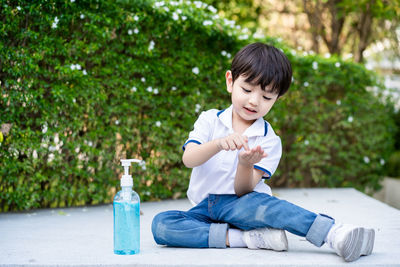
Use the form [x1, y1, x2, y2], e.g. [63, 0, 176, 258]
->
[242, 87, 251, 93]
[263, 96, 272, 100]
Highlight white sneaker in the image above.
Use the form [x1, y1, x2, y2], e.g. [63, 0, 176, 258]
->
[243, 227, 288, 251]
[326, 224, 375, 262]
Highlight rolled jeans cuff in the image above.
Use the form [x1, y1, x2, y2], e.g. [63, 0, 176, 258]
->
[306, 214, 335, 247]
[209, 223, 229, 248]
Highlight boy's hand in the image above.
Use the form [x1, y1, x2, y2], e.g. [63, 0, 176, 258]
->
[238, 145, 267, 166]
[217, 133, 249, 151]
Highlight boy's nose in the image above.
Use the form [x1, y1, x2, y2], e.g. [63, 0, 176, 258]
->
[249, 95, 259, 106]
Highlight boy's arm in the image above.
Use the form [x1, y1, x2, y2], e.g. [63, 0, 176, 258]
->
[182, 133, 249, 168]
[234, 146, 267, 197]
[182, 140, 220, 168]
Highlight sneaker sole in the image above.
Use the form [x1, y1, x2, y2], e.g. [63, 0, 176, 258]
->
[341, 228, 375, 262]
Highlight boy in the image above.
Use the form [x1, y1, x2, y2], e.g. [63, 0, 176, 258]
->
[151, 43, 375, 262]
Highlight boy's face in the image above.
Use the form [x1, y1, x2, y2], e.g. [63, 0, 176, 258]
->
[226, 71, 278, 124]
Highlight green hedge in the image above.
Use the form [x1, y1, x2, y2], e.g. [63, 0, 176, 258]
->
[0, 0, 396, 211]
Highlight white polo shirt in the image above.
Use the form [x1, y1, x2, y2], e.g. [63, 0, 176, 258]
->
[183, 105, 282, 205]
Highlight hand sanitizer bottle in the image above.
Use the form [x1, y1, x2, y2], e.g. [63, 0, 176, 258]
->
[114, 159, 142, 255]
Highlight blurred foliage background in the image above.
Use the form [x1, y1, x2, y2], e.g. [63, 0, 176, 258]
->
[1, 0, 398, 211]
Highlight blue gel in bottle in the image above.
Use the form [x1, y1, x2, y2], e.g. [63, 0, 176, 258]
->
[114, 159, 141, 255]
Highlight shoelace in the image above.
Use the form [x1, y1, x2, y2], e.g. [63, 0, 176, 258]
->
[250, 231, 269, 248]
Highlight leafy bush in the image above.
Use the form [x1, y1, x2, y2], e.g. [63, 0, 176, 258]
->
[387, 151, 400, 178]
[0, 0, 396, 211]
[268, 54, 396, 190]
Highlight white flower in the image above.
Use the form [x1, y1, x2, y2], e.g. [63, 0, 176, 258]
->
[221, 51, 227, 56]
[348, 116, 354, 123]
[203, 20, 213, 26]
[75, 146, 80, 153]
[304, 140, 309, 145]
[49, 145, 57, 152]
[134, 15, 139, 21]
[76, 64, 81, 70]
[54, 133, 59, 144]
[171, 86, 177, 91]
[155, 121, 161, 127]
[172, 12, 179, 21]
[82, 70, 87, 75]
[208, 5, 217, 13]
[48, 153, 55, 163]
[176, 9, 182, 14]
[194, 1, 202, 8]
[336, 100, 341, 105]
[128, 29, 133, 35]
[324, 53, 331, 58]
[139, 160, 146, 170]
[33, 150, 38, 159]
[52, 16, 59, 29]
[195, 104, 201, 113]
[380, 159, 385, 165]
[181, 15, 187, 21]
[253, 32, 265, 39]
[42, 124, 48, 134]
[226, 53, 231, 58]
[141, 77, 146, 82]
[363, 156, 370, 164]
[153, 88, 159, 94]
[70, 64, 76, 70]
[335, 62, 341, 68]
[149, 40, 155, 51]
[71, 0, 75, 2]
[238, 35, 249, 40]
[147, 86, 153, 92]
[312, 62, 318, 70]
[134, 28, 139, 34]
[164, 6, 170, 12]
[80, 14, 85, 19]
[17, 6, 21, 10]
[303, 82, 309, 87]
[192, 67, 199, 75]
[115, 120, 119, 125]
[131, 86, 137, 92]
[344, 53, 353, 60]
[87, 141, 93, 147]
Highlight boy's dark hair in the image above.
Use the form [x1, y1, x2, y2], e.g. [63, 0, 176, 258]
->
[231, 42, 292, 97]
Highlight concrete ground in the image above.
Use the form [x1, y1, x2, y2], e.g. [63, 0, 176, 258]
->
[1, 188, 399, 267]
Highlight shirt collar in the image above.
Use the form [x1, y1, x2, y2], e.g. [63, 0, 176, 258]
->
[217, 105, 268, 137]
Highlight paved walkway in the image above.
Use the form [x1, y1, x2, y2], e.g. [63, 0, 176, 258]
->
[1, 188, 399, 266]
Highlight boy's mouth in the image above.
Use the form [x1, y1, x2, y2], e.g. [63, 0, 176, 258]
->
[244, 107, 257, 113]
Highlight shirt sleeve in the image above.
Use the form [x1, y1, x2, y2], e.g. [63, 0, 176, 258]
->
[253, 134, 282, 179]
[182, 110, 214, 151]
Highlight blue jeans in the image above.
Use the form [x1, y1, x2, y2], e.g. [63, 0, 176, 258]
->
[152, 192, 334, 248]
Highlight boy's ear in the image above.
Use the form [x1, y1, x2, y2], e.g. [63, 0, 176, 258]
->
[226, 70, 233, 93]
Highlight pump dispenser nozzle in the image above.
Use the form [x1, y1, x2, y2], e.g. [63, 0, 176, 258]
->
[120, 159, 142, 187]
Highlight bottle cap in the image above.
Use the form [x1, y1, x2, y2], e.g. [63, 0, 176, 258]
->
[120, 159, 143, 187]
